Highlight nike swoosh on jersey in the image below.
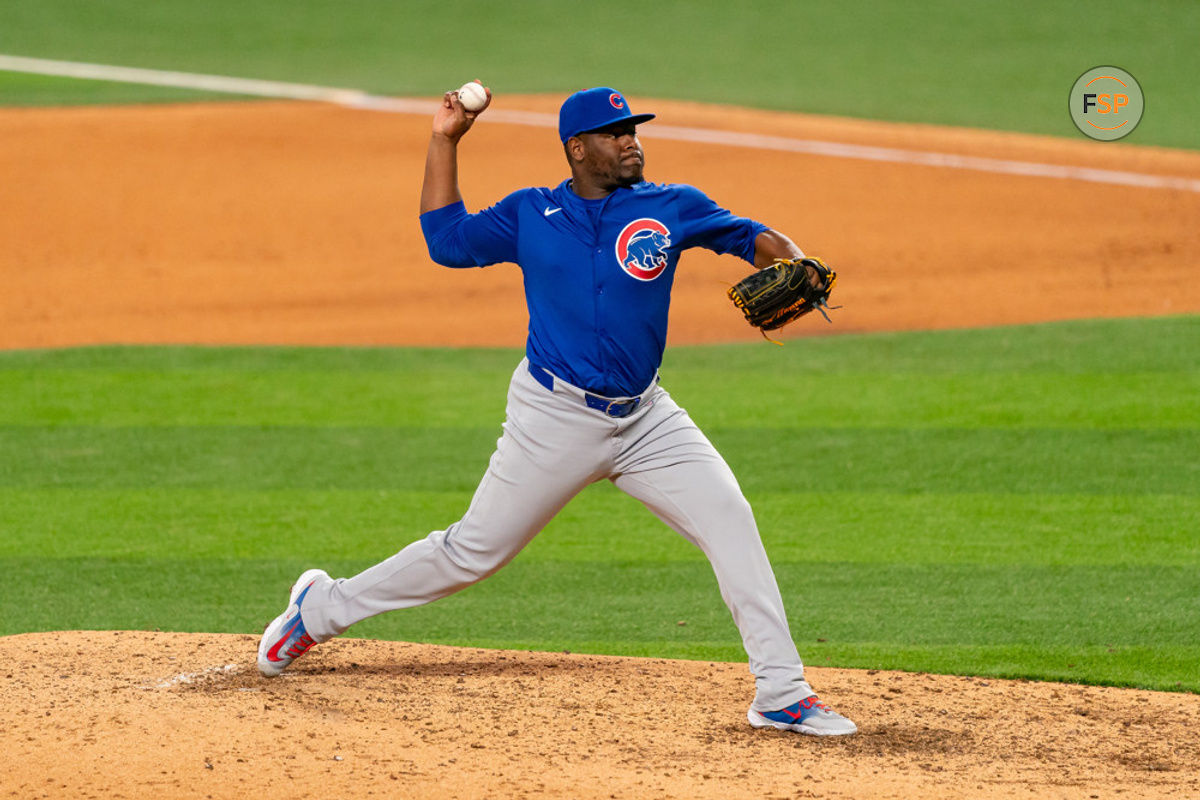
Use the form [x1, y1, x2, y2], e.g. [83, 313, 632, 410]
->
[543, 207, 562, 217]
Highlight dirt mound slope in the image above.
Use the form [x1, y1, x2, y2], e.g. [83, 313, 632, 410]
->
[2, 631, 1197, 799]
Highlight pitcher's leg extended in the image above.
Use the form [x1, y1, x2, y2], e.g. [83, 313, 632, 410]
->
[303, 432, 579, 640]
[259, 362, 610, 677]
[612, 394, 811, 711]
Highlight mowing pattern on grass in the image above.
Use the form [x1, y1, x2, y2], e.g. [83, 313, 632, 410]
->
[2, 317, 1197, 691]
[2, 0, 1199, 147]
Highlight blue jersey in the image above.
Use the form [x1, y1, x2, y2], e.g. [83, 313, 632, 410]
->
[420, 179, 766, 397]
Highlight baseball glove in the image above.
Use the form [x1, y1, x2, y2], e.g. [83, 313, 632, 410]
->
[728, 257, 840, 340]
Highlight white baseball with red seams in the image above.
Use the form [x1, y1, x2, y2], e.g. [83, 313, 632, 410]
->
[456, 81, 487, 112]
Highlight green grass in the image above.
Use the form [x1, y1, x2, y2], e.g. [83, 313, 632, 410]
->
[1, 0, 1198, 148]
[2, 315, 1198, 692]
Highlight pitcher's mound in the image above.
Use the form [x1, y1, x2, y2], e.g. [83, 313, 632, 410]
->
[2, 631, 1196, 798]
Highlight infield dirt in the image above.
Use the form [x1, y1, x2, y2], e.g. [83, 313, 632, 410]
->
[2, 97, 1199, 348]
[2, 98, 1199, 799]
[2, 632, 1198, 800]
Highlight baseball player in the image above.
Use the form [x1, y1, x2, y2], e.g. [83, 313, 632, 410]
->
[258, 85, 857, 737]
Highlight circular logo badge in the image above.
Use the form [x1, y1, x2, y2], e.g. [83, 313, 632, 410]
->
[615, 218, 672, 281]
[609, 92, 625, 110]
[1069, 66, 1143, 141]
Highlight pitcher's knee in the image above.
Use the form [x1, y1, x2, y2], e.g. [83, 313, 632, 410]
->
[711, 493, 756, 528]
[432, 527, 519, 581]
[698, 495, 763, 546]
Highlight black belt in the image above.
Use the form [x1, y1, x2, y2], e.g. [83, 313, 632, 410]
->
[527, 362, 642, 418]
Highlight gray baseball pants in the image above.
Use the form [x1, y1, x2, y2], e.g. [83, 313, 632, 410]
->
[301, 358, 814, 712]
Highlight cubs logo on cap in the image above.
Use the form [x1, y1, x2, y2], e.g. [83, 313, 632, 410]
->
[559, 87, 656, 143]
[615, 218, 672, 281]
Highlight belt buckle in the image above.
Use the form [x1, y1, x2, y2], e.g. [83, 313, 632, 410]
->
[605, 397, 639, 418]
[586, 393, 639, 417]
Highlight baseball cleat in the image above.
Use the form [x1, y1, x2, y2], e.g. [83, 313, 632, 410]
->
[748, 695, 858, 736]
[257, 568, 329, 678]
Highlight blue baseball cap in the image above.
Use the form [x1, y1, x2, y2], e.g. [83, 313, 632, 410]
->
[558, 87, 656, 143]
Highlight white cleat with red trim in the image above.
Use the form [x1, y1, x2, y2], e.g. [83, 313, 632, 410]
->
[257, 569, 329, 678]
[748, 695, 858, 736]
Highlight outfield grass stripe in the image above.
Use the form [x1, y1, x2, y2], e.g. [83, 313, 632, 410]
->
[753, 492, 1200, 566]
[4, 317, 1195, 374]
[3, 425, 1193, 494]
[10, 558, 1198, 649]
[679, 372, 1200, 429]
[5, 53, 1200, 191]
[715, 428, 1199, 495]
[5, 371, 1195, 429]
[6, 488, 1196, 567]
[4, 557, 1196, 691]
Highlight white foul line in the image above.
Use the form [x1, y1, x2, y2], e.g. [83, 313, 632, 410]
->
[646, 125, 1200, 193]
[3, 53, 1198, 194]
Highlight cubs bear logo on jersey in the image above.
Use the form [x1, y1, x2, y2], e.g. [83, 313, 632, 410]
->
[615, 218, 672, 281]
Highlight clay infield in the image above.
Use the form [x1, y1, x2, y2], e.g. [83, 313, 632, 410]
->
[2, 98, 1199, 798]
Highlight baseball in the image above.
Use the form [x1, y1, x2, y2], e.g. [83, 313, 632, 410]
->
[456, 81, 487, 112]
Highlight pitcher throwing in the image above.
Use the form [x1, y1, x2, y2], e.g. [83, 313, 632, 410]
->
[258, 85, 857, 737]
